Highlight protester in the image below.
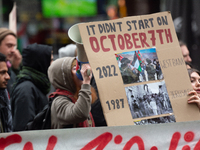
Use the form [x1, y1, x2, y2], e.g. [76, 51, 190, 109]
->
[11, 43, 53, 131]
[106, 5, 119, 20]
[187, 68, 200, 109]
[48, 57, 96, 129]
[0, 53, 12, 132]
[0, 28, 22, 94]
[179, 41, 192, 63]
[58, 44, 107, 126]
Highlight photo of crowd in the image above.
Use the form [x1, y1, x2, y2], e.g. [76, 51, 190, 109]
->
[125, 81, 173, 119]
[134, 115, 176, 125]
[115, 48, 163, 84]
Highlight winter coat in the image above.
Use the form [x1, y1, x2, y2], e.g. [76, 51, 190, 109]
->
[11, 43, 52, 131]
[48, 57, 94, 129]
[11, 81, 48, 131]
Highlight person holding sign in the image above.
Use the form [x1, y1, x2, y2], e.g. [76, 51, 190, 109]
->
[187, 68, 200, 109]
[48, 57, 96, 129]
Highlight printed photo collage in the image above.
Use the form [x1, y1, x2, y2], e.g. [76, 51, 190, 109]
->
[115, 48, 176, 125]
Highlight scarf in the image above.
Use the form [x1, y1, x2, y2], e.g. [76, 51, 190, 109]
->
[49, 89, 95, 127]
[11, 66, 50, 96]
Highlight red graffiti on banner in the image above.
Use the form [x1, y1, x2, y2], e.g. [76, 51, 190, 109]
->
[46, 136, 57, 150]
[81, 132, 112, 150]
[81, 131, 200, 150]
[0, 134, 22, 150]
[23, 142, 33, 150]
[123, 136, 145, 150]
[169, 132, 181, 150]
[1, 131, 200, 149]
[0, 135, 57, 150]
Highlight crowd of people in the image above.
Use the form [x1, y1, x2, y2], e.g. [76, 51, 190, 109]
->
[0, 26, 200, 133]
[131, 91, 173, 119]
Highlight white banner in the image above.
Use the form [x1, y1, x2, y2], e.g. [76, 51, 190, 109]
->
[1, 121, 200, 150]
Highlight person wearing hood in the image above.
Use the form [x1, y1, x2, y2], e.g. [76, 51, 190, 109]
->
[10, 43, 53, 131]
[48, 57, 96, 129]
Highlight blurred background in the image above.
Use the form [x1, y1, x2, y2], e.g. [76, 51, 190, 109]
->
[1, 0, 200, 70]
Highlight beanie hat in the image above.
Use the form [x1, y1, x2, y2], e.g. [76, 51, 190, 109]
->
[58, 44, 77, 58]
[0, 28, 16, 43]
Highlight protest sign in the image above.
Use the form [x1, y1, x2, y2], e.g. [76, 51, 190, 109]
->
[9, 2, 17, 34]
[76, 11, 200, 126]
[1, 120, 200, 149]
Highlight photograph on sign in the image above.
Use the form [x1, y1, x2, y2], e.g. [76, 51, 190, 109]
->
[134, 115, 176, 125]
[115, 48, 163, 84]
[125, 80, 173, 119]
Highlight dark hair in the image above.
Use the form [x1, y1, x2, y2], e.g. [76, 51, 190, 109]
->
[0, 52, 6, 62]
[188, 68, 200, 78]
[185, 61, 193, 68]
[179, 40, 187, 47]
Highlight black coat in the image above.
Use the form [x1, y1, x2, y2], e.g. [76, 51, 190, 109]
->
[0, 98, 9, 132]
[11, 81, 48, 131]
[90, 76, 107, 126]
[10, 43, 52, 132]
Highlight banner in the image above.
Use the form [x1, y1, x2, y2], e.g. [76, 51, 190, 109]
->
[1, 120, 200, 149]
[78, 11, 200, 126]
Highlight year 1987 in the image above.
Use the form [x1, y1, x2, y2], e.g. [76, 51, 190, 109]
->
[106, 99, 124, 110]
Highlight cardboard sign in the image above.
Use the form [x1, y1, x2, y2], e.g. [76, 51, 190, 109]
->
[1, 120, 200, 149]
[9, 2, 17, 34]
[78, 11, 200, 126]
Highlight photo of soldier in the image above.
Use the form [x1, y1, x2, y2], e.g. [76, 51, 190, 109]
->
[125, 80, 173, 119]
[119, 57, 139, 84]
[155, 93, 164, 115]
[146, 58, 156, 81]
[149, 95, 158, 115]
[131, 95, 143, 118]
[143, 95, 152, 116]
[140, 62, 146, 81]
[153, 58, 163, 80]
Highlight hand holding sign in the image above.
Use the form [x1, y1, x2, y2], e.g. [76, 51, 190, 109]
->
[188, 90, 200, 109]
